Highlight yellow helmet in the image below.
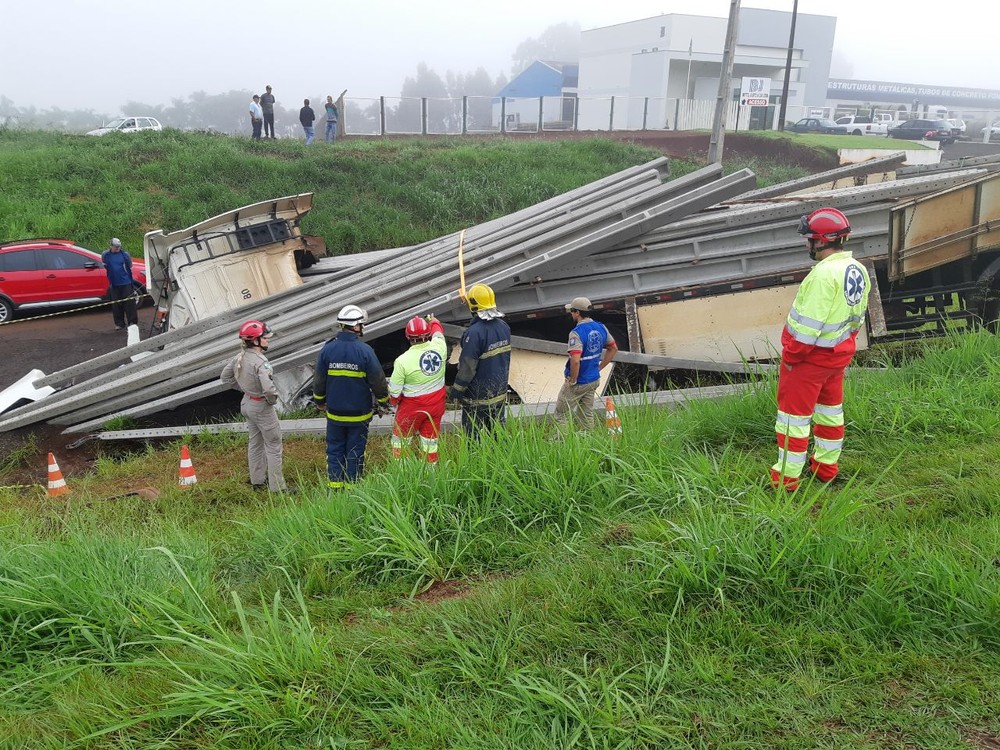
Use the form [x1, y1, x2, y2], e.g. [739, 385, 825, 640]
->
[466, 283, 496, 313]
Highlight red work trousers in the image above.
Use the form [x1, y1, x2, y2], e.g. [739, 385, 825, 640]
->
[771, 359, 847, 490]
[392, 392, 445, 462]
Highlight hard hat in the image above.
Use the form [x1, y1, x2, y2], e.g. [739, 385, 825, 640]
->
[111, 237, 122, 247]
[465, 283, 496, 313]
[798, 208, 851, 243]
[336, 304, 368, 327]
[405, 315, 431, 340]
[238, 319, 272, 342]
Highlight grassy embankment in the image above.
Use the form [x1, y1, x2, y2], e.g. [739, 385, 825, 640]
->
[1, 129, 997, 748]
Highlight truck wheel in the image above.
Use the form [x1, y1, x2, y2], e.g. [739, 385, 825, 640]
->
[0, 297, 13, 324]
[852, 129, 863, 136]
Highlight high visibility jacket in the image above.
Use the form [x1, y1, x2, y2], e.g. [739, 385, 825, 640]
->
[450, 316, 511, 406]
[388, 320, 447, 404]
[312, 330, 389, 421]
[782, 250, 870, 368]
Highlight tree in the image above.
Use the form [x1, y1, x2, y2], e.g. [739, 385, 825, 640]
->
[510, 22, 581, 76]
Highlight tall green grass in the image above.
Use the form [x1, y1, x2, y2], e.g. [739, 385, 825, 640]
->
[1, 330, 998, 748]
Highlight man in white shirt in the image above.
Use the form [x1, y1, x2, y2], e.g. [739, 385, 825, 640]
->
[248, 95, 263, 140]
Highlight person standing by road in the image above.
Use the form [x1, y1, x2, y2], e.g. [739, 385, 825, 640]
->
[448, 283, 511, 438]
[312, 304, 390, 490]
[324, 95, 339, 143]
[101, 237, 138, 331]
[220, 320, 289, 493]
[248, 94, 263, 140]
[553, 296, 618, 432]
[771, 207, 871, 491]
[260, 85, 276, 139]
[299, 98, 316, 144]
[388, 315, 447, 463]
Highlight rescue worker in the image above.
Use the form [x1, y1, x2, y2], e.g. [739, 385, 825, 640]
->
[554, 296, 618, 432]
[220, 320, 288, 493]
[312, 304, 390, 489]
[388, 314, 447, 463]
[448, 283, 512, 438]
[771, 207, 870, 491]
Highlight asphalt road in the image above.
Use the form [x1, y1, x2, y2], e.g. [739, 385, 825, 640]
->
[940, 138, 1000, 159]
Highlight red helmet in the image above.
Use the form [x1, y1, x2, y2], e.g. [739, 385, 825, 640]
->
[798, 207, 851, 242]
[405, 315, 431, 340]
[238, 320, 272, 342]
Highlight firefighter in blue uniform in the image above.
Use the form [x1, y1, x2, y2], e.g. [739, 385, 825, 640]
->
[448, 283, 512, 438]
[312, 304, 390, 489]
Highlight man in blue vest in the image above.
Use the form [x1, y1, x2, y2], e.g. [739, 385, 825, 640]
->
[312, 304, 390, 490]
[554, 296, 617, 432]
[101, 237, 138, 331]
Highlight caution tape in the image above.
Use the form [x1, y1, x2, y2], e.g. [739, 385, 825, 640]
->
[0, 293, 151, 327]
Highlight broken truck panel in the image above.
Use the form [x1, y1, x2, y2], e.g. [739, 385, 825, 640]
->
[144, 194, 313, 329]
[888, 170, 1000, 281]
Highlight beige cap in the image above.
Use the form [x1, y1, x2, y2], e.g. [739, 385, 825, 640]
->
[564, 296, 592, 313]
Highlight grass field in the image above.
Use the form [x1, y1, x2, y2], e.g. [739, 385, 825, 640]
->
[1, 129, 997, 749]
[0, 331, 998, 748]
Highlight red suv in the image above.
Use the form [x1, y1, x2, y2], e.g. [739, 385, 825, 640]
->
[0, 238, 147, 324]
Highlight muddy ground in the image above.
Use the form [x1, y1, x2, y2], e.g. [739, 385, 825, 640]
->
[0, 131, 835, 484]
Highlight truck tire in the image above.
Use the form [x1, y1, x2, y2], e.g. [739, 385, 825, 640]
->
[0, 296, 13, 324]
[851, 129, 863, 136]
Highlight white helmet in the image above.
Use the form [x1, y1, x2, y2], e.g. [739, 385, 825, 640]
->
[337, 304, 368, 327]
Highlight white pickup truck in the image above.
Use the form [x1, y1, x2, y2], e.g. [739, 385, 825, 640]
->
[835, 114, 899, 136]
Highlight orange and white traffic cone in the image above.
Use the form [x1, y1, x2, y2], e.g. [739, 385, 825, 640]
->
[177, 445, 198, 488]
[605, 397, 622, 438]
[47, 452, 70, 496]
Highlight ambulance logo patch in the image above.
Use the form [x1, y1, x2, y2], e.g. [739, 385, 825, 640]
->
[844, 265, 866, 306]
[419, 350, 443, 375]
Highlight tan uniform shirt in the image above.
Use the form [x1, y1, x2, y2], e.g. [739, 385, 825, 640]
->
[221, 349, 278, 404]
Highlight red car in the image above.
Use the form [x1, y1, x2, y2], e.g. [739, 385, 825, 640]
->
[0, 238, 147, 323]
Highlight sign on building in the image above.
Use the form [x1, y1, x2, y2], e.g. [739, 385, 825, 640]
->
[740, 76, 771, 107]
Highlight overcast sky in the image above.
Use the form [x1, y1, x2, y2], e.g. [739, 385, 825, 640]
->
[6, 0, 996, 114]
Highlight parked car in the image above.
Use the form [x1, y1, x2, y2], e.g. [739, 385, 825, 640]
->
[946, 118, 967, 137]
[0, 238, 146, 323]
[85, 116, 163, 136]
[834, 115, 892, 136]
[789, 117, 848, 135]
[888, 119, 956, 144]
[981, 123, 1000, 139]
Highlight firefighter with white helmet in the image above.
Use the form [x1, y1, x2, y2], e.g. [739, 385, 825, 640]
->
[771, 207, 870, 490]
[448, 282, 512, 437]
[312, 304, 390, 489]
[388, 314, 448, 462]
[220, 320, 289, 492]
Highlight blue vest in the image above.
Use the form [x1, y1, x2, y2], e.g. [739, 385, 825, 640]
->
[564, 319, 611, 385]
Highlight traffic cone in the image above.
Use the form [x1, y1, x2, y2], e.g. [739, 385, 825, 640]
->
[605, 397, 622, 438]
[47, 452, 70, 496]
[177, 445, 198, 488]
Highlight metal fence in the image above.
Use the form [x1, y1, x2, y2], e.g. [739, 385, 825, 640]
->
[340, 95, 1000, 140]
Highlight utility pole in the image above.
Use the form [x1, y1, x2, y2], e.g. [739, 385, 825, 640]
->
[777, 0, 799, 131]
[707, 0, 741, 164]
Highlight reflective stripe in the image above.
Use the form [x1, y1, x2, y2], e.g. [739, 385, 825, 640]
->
[327, 411, 373, 422]
[397, 382, 445, 398]
[786, 324, 857, 348]
[777, 448, 807, 464]
[777, 411, 812, 427]
[813, 437, 843, 451]
[480, 345, 511, 360]
[466, 393, 507, 406]
[813, 403, 843, 417]
[328, 369, 366, 378]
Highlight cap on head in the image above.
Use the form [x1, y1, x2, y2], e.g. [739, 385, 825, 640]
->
[111, 237, 122, 247]
[465, 283, 496, 313]
[266, 85, 272, 91]
[253, 94, 260, 100]
[565, 296, 592, 313]
[798, 207, 851, 243]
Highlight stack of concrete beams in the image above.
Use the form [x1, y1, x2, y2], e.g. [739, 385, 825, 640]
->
[0, 159, 757, 434]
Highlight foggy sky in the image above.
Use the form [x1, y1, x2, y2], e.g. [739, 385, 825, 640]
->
[7, 0, 997, 114]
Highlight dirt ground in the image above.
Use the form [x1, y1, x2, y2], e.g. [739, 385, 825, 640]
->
[0, 131, 834, 485]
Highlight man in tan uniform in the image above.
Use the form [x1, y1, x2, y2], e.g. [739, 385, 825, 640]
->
[221, 320, 289, 492]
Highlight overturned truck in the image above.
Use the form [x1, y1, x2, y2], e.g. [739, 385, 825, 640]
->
[2, 151, 1000, 437]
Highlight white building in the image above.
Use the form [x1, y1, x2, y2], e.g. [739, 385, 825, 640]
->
[578, 8, 836, 130]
